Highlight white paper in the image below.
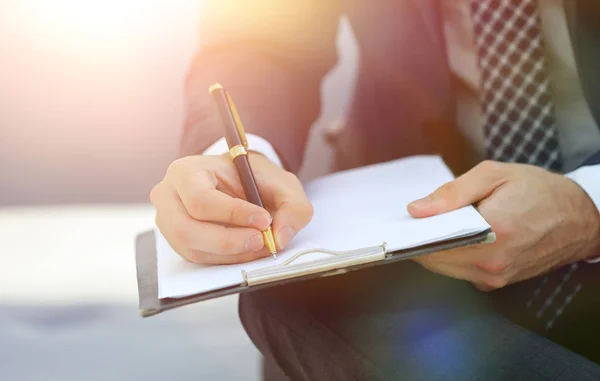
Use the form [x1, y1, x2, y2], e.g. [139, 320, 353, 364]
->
[156, 155, 490, 298]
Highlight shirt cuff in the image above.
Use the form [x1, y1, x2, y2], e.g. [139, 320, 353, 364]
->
[565, 164, 600, 263]
[202, 133, 284, 169]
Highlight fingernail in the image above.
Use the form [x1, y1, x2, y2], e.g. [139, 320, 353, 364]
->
[245, 233, 264, 252]
[249, 213, 271, 230]
[409, 193, 446, 210]
[408, 198, 429, 210]
[277, 226, 296, 249]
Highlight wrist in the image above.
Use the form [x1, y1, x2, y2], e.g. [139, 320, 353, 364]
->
[569, 178, 600, 261]
[561, 166, 600, 261]
[586, 210, 600, 260]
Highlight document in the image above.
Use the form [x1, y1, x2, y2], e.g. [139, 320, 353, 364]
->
[155, 155, 491, 299]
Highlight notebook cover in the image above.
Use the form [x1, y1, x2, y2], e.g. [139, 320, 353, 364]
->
[135, 228, 494, 318]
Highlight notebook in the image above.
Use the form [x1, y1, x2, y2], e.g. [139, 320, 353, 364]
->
[136, 155, 494, 317]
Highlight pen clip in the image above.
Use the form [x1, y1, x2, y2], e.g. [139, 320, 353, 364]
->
[225, 92, 248, 150]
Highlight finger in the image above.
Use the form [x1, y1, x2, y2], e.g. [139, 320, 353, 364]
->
[171, 240, 271, 265]
[170, 215, 266, 255]
[407, 160, 509, 218]
[188, 250, 272, 265]
[271, 202, 313, 251]
[154, 183, 267, 256]
[256, 171, 314, 250]
[168, 158, 272, 230]
[415, 257, 507, 288]
[179, 187, 272, 231]
[413, 256, 480, 282]
[423, 243, 490, 266]
[473, 283, 495, 292]
[247, 155, 314, 250]
[413, 252, 494, 292]
[158, 213, 272, 264]
[415, 255, 512, 291]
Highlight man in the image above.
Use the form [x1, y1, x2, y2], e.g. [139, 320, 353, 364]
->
[150, 0, 600, 379]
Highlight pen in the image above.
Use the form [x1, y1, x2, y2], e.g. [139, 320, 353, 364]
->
[209, 83, 278, 259]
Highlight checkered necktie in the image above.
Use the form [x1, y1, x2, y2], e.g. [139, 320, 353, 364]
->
[470, 0, 562, 171]
[469, 0, 585, 330]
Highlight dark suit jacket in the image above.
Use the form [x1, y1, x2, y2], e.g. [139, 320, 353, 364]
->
[180, 0, 600, 175]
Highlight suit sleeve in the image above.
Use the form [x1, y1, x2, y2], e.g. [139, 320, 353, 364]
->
[180, 0, 342, 173]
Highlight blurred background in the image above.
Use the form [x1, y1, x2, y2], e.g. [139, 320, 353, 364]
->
[0, 1, 357, 380]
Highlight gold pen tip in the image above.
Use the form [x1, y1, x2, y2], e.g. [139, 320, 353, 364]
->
[208, 83, 223, 93]
[262, 227, 277, 258]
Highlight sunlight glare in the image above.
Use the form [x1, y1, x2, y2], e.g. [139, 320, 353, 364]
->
[28, 0, 162, 47]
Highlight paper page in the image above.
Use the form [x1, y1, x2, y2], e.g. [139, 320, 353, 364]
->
[156, 155, 490, 298]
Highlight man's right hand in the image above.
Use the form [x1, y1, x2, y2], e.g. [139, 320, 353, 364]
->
[150, 153, 313, 265]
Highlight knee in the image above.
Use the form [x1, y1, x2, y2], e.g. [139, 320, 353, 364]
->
[238, 286, 315, 361]
[238, 289, 284, 356]
[239, 283, 311, 340]
[238, 291, 263, 345]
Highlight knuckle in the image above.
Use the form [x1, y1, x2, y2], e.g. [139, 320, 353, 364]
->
[282, 200, 314, 226]
[483, 275, 508, 290]
[475, 283, 494, 292]
[183, 249, 208, 264]
[282, 170, 303, 188]
[282, 174, 313, 216]
[492, 220, 513, 239]
[439, 181, 458, 196]
[478, 259, 510, 275]
[171, 221, 191, 246]
[478, 160, 506, 175]
[187, 195, 208, 218]
[197, 166, 217, 186]
[166, 158, 185, 175]
[149, 186, 158, 204]
[149, 181, 165, 205]
[228, 199, 247, 224]
[168, 157, 214, 183]
[197, 251, 223, 265]
[299, 201, 314, 222]
[414, 254, 434, 267]
[478, 160, 498, 172]
[216, 228, 238, 254]
[436, 181, 459, 204]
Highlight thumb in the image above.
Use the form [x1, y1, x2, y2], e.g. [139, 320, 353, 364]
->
[249, 154, 314, 250]
[407, 161, 508, 218]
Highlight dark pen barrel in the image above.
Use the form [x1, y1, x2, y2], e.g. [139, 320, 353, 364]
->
[233, 155, 264, 207]
[210, 85, 265, 208]
[209, 83, 278, 257]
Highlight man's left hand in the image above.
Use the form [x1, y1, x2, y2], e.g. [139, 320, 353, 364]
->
[407, 161, 600, 291]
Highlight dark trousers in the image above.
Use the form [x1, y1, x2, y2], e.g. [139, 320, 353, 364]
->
[239, 260, 600, 381]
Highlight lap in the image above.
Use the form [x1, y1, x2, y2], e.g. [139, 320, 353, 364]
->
[487, 261, 600, 362]
[239, 261, 600, 381]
